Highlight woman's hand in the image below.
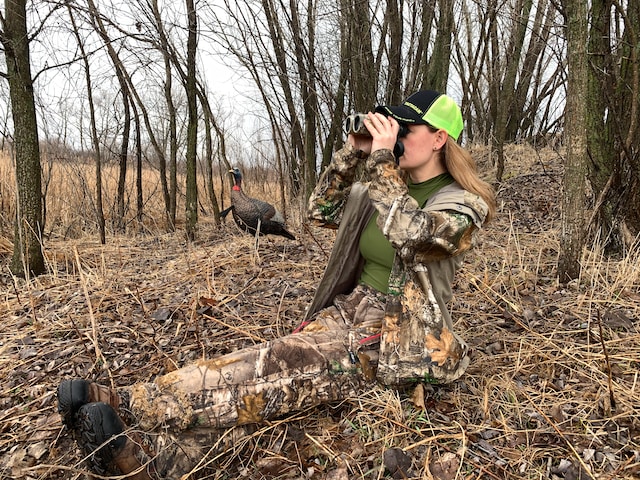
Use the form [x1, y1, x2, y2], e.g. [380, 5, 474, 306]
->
[365, 112, 399, 154]
[347, 112, 399, 155]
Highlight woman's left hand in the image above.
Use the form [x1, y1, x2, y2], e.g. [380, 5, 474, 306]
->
[364, 112, 399, 154]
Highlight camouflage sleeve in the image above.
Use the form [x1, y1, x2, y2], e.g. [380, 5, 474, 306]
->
[366, 149, 478, 262]
[307, 143, 368, 228]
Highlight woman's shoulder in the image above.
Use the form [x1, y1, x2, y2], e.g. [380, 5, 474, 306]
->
[426, 182, 489, 226]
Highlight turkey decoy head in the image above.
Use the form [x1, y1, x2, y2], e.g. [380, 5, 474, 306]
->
[229, 167, 242, 190]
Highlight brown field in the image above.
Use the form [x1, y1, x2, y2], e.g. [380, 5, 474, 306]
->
[0, 151, 294, 240]
[0, 145, 638, 479]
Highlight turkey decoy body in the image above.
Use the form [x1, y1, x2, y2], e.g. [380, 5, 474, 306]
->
[223, 167, 296, 240]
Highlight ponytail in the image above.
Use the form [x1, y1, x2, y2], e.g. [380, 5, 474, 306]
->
[443, 139, 496, 223]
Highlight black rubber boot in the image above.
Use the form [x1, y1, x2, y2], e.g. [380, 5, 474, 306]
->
[58, 379, 124, 428]
[57, 379, 91, 427]
[77, 402, 154, 479]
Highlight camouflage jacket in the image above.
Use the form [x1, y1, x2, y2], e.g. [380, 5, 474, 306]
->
[307, 143, 489, 385]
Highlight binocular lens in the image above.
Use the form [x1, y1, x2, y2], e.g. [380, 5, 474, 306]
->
[343, 113, 369, 136]
[344, 113, 409, 139]
[352, 115, 364, 132]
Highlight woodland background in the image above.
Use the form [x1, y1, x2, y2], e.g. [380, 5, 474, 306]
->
[0, 0, 639, 479]
[0, 0, 639, 277]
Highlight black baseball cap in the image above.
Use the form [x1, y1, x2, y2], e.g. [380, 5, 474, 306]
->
[376, 90, 464, 140]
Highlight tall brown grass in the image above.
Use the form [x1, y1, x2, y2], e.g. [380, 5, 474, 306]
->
[0, 151, 297, 244]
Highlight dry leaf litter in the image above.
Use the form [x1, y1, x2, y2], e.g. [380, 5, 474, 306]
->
[1, 145, 638, 479]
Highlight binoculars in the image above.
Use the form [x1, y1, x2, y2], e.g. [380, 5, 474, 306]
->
[343, 113, 409, 160]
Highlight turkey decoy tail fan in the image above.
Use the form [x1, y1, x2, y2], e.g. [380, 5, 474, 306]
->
[219, 206, 234, 219]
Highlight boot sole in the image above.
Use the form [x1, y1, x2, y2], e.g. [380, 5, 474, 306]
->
[77, 402, 126, 475]
[57, 379, 90, 427]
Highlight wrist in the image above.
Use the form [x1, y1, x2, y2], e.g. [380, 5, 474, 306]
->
[345, 141, 369, 160]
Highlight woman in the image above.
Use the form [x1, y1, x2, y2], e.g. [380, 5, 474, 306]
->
[57, 90, 495, 479]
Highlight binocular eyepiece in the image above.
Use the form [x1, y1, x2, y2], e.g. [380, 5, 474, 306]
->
[343, 113, 409, 160]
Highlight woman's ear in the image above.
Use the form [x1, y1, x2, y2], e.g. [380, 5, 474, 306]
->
[434, 130, 448, 150]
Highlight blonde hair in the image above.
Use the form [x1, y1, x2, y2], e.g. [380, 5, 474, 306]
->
[443, 138, 496, 223]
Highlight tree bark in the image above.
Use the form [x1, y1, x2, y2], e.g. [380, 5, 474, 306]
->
[2, 0, 45, 277]
[67, 5, 105, 244]
[150, 0, 178, 230]
[425, 0, 454, 93]
[260, 0, 305, 196]
[86, 0, 131, 233]
[196, 81, 223, 220]
[184, 0, 198, 241]
[558, 0, 588, 281]
[133, 103, 144, 230]
[345, 0, 377, 110]
[585, 0, 640, 252]
[288, 0, 318, 199]
[385, 0, 403, 102]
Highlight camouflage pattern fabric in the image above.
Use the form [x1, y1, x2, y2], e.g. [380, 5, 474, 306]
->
[107, 143, 488, 477]
[307, 142, 367, 228]
[122, 285, 385, 477]
[309, 145, 489, 385]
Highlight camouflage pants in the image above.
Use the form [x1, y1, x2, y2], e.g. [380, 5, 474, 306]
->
[124, 284, 386, 478]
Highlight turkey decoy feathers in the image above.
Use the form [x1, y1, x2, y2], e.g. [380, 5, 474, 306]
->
[226, 167, 296, 240]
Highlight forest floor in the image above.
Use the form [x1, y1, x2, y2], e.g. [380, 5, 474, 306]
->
[0, 145, 639, 479]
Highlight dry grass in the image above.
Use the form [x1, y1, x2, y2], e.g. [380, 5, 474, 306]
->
[0, 145, 638, 479]
[0, 151, 294, 238]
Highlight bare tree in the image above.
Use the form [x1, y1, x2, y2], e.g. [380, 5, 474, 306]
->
[453, 0, 564, 145]
[196, 79, 225, 220]
[288, 0, 319, 196]
[586, 0, 640, 252]
[67, 5, 106, 244]
[85, 0, 133, 233]
[384, 0, 403, 102]
[343, 0, 377, 109]
[3, 0, 638, 255]
[424, 0, 453, 93]
[558, 0, 588, 281]
[405, 0, 436, 93]
[1, 0, 45, 276]
[184, 0, 198, 240]
[147, 0, 178, 230]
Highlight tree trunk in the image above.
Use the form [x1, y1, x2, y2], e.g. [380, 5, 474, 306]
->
[614, 0, 640, 246]
[288, 0, 318, 199]
[558, 0, 588, 282]
[385, 0, 403, 102]
[320, 27, 348, 172]
[505, 0, 552, 141]
[260, 0, 305, 196]
[425, 0, 454, 93]
[2, 0, 45, 277]
[86, 0, 131, 233]
[586, 0, 640, 252]
[150, 0, 178, 230]
[492, 0, 533, 181]
[68, 5, 105, 244]
[134, 104, 144, 230]
[116, 86, 131, 233]
[406, 0, 437, 92]
[345, 0, 377, 110]
[184, 0, 198, 241]
[196, 83, 222, 220]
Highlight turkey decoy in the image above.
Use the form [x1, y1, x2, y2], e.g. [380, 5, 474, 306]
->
[224, 167, 296, 240]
